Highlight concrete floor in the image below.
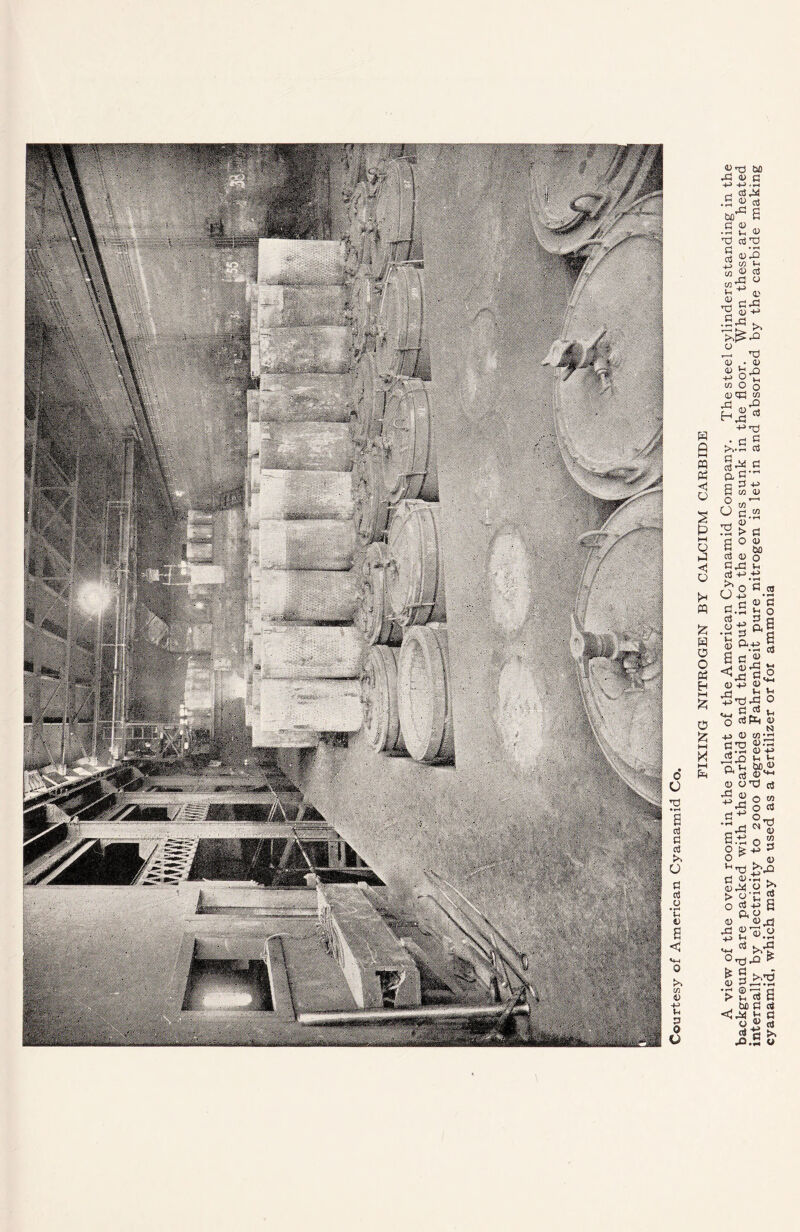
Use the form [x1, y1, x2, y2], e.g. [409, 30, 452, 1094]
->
[281, 145, 661, 1046]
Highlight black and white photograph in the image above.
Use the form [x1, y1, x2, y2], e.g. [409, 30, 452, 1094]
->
[21, 143, 664, 1047]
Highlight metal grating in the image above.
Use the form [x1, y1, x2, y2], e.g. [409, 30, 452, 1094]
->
[138, 837, 200, 884]
[136, 800, 208, 883]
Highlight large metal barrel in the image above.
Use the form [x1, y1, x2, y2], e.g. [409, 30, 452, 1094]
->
[397, 624, 454, 764]
[257, 284, 347, 327]
[259, 519, 355, 571]
[353, 444, 390, 545]
[344, 181, 375, 275]
[527, 144, 661, 255]
[570, 487, 662, 806]
[260, 624, 364, 679]
[260, 677, 362, 733]
[259, 469, 354, 521]
[259, 374, 351, 423]
[258, 238, 346, 285]
[349, 268, 381, 357]
[259, 325, 351, 374]
[361, 645, 405, 753]
[380, 377, 438, 504]
[375, 264, 430, 381]
[545, 192, 663, 500]
[260, 422, 353, 472]
[385, 499, 446, 626]
[350, 350, 387, 444]
[356, 541, 403, 645]
[370, 157, 422, 282]
[260, 569, 358, 622]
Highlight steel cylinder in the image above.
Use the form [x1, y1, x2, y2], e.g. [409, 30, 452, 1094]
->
[380, 377, 438, 504]
[349, 268, 381, 357]
[356, 541, 403, 646]
[259, 469, 354, 521]
[361, 644, 406, 753]
[259, 374, 352, 423]
[258, 238, 346, 285]
[353, 444, 390, 545]
[385, 499, 446, 626]
[397, 623, 454, 764]
[350, 350, 388, 444]
[371, 157, 423, 282]
[344, 181, 375, 275]
[260, 422, 353, 472]
[260, 677, 362, 733]
[257, 284, 347, 328]
[259, 325, 351, 374]
[259, 519, 355, 571]
[260, 624, 364, 679]
[375, 264, 430, 381]
[260, 569, 358, 622]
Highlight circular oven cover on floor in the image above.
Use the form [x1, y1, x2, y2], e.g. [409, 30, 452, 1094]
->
[573, 487, 662, 806]
[528, 144, 660, 254]
[551, 192, 662, 500]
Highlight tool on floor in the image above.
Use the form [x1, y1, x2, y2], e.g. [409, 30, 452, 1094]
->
[425, 869, 530, 970]
[423, 871, 538, 1002]
[416, 888, 537, 1009]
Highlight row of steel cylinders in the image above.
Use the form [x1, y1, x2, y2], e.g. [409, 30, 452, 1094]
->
[242, 227, 448, 758]
[341, 148, 453, 764]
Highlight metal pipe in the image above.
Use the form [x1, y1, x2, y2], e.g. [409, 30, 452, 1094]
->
[45, 146, 174, 517]
[110, 440, 135, 758]
[24, 323, 46, 584]
[291, 823, 318, 882]
[58, 414, 83, 772]
[90, 488, 110, 762]
[297, 1004, 530, 1027]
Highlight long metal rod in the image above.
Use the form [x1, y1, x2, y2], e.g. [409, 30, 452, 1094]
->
[58, 415, 83, 771]
[91, 484, 111, 761]
[110, 440, 135, 758]
[297, 1004, 531, 1027]
[426, 869, 530, 970]
[24, 324, 46, 584]
[45, 146, 174, 516]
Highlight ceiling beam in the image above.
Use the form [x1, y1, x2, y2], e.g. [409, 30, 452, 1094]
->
[45, 145, 175, 518]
